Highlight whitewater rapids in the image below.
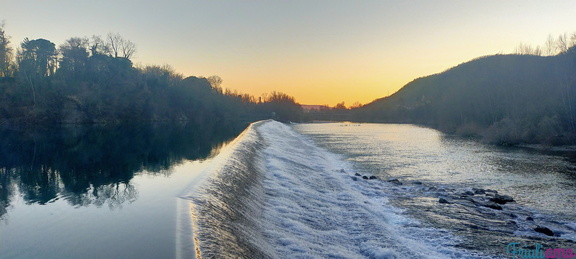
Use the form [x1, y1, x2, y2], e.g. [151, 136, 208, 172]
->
[187, 120, 485, 258]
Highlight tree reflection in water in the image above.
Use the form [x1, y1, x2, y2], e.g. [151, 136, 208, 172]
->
[0, 120, 246, 217]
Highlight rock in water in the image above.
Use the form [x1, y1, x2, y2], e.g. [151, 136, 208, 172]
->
[534, 226, 554, 236]
[438, 198, 451, 204]
[489, 194, 515, 204]
[369, 176, 377, 180]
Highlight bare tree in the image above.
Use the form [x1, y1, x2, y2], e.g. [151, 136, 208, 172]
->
[90, 35, 111, 56]
[544, 34, 556, 56]
[207, 75, 223, 92]
[514, 31, 576, 56]
[106, 33, 136, 59]
[515, 43, 541, 55]
[106, 33, 121, 58]
[121, 40, 136, 59]
[556, 33, 569, 54]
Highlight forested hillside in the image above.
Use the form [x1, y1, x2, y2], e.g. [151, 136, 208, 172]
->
[355, 48, 576, 145]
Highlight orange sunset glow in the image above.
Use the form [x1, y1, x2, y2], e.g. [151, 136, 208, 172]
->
[2, 1, 576, 106]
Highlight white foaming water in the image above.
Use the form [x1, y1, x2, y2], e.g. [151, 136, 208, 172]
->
[255, 121, 485, 258]
[186, 121, 576, 258]
[188, 121, 275, 258]
[189, 120, 490, 258]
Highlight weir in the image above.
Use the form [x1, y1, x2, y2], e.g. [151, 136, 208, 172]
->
[188, 121, 274, 258]
[186, 120, 486, 258]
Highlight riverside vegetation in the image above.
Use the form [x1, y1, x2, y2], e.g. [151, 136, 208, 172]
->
[0, 24, 303, 126]
[1, 22, 575, 145]
[309, 33, 576, 146]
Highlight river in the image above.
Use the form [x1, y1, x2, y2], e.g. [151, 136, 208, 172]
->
[291, 122, 576, 256]
[0, 121, 246, 258]
[191, 121, 576, 258]
[1, 121, 575, 258]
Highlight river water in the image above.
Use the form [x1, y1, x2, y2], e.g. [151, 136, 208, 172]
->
[188, 121, 576, 258]
[0, 121, 246, 258]
[291, 122, 576, 256]
[2, 121, 575, 258]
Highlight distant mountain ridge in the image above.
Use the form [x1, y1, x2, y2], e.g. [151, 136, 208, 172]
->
[355, 47, 576, 145]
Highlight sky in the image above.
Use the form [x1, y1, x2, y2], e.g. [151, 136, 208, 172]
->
[2, 0, 576, 106]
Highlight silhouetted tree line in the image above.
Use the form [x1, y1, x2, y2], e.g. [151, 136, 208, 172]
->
[351, 45, 576, 145]
[515, 32, 576, 56]
[302, 102, 353, 121]
[0, 24, 303, 126]
[259, 91, 303, 122]
[0, 23, 304, 217]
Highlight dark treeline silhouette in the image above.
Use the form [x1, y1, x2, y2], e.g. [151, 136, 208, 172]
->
[350, 46, 576, 145]
[0, 120, 246, 217]
[0, 24, 303, 125]
[303, 102, 352, 121]
[0, 23, 304, 218]
[259, 91, 303, 122]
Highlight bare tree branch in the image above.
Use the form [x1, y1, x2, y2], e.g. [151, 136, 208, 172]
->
[106, 33, 136, 59]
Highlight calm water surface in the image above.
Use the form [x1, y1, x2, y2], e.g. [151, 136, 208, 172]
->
[0, 122, 245, 258]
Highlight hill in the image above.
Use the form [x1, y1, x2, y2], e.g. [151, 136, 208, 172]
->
[354, 48, 576, 145]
